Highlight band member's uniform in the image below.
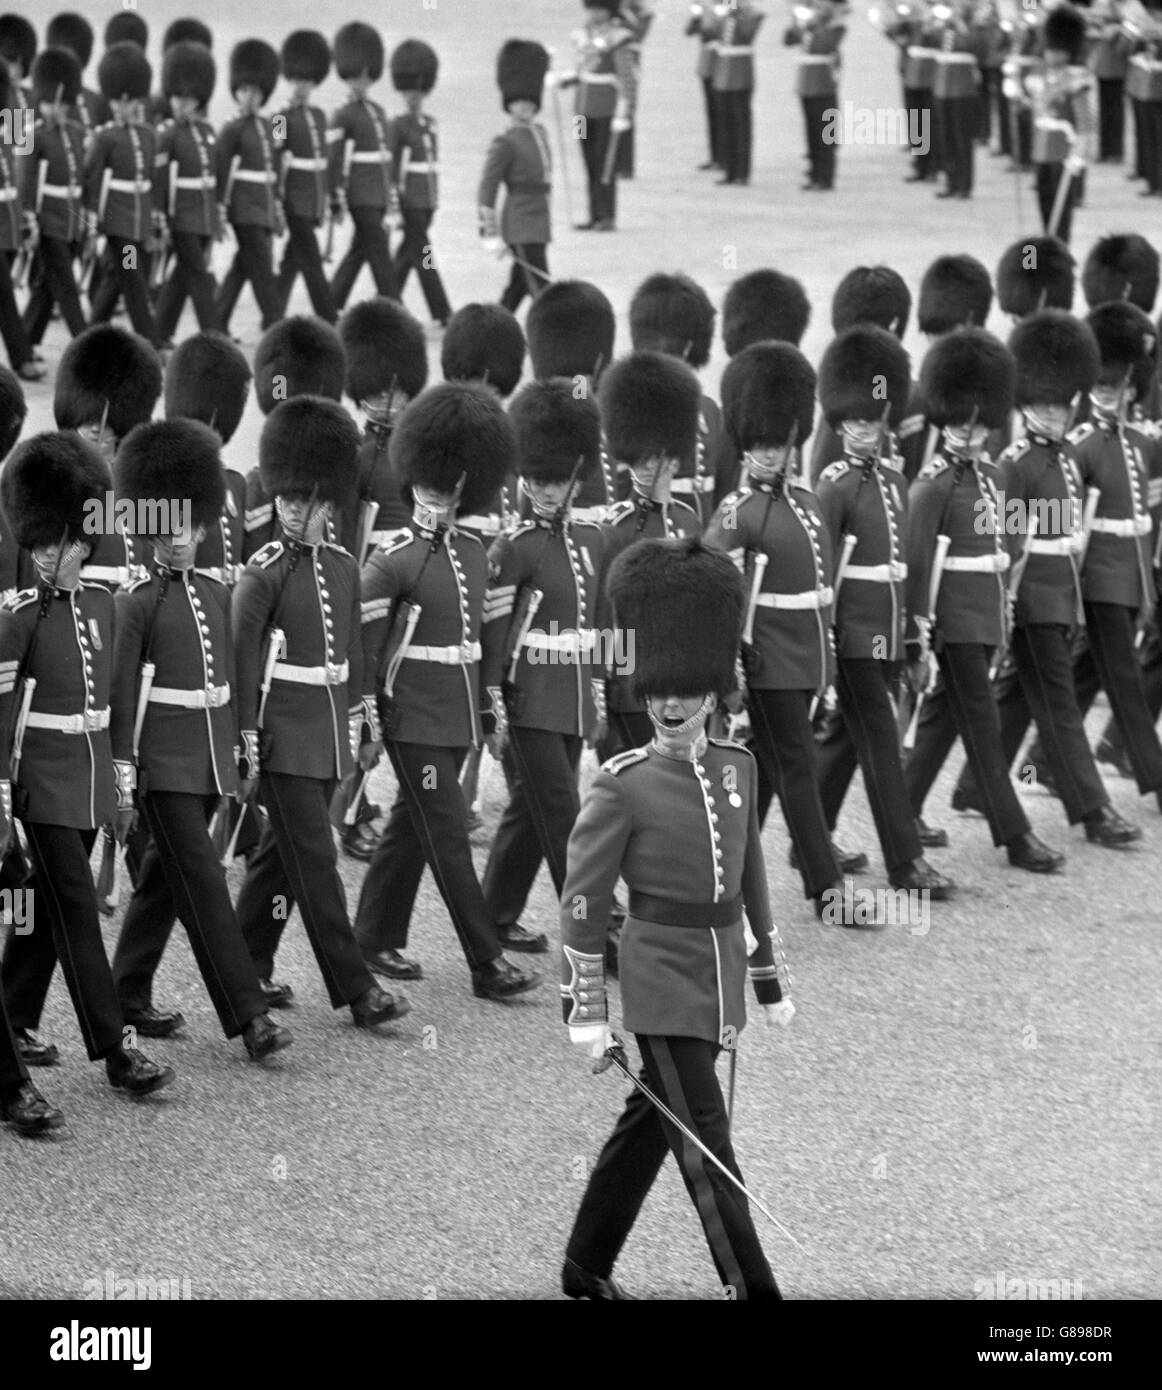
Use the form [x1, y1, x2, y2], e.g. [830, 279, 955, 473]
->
[1025, 5, 1095, 244]
[785, 0, 846, 191]
[686, 2, 725, 168]
[563, 1, 638, 224]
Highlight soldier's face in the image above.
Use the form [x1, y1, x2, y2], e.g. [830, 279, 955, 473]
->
[289, 80, 314, 105]
[75, 419, 117, 463]
[278, 495, 330, 544]
[523, 478, 574, 514]
[507, 99, 537, 121]
[363, 388, 409, 425]
[403, 90, 424, 114]
[31, 536, 91, 589]
[236, 84, 263, 114]
[648, 693, 714, 754]
[1025, 403, 1072, 439]
[153, 522, 206, 570]
[171, 95, 199, 121]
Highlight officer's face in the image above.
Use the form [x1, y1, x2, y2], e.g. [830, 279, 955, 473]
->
[648, 693, 713, 754]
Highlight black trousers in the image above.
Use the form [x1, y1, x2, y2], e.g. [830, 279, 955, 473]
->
[749, 687, 838, 898]
[112, 793, 265, 1037]
[907, 645, 1029, 846]
[718, 89, 753, 183]
[234, 772, 373, 1007]
[330, 205, 399, 310]
[816, 657, 921, 874]
[0, 987, 27, 1088]
[580, 116, 618, 223]
[802, 95, 835, 188]
[565, 1034, 780, 1299]
[354, 742, 502, 970]
[1100, 614, 1162, 761]
[392, 207, 451, 323]
[0, 251, 33, 371]
[1, 825, 123, 1060]
[275, 214, 337, 323]
[24, 237, 87, 344]
[1142, 100, 1162, 192]
[701, 77, 721, 164]
[940, 96, 975, 194]
[216, 223, 283, 333]
[904, 86, 935, 177]
[155, 232, 218, 339]
[1098, 78, 1126, 161]
[1036, 161, 1077, 243]
[94, 237, 161, 344]
[499, 242, 549, 313]
[482, 727, 582, 928]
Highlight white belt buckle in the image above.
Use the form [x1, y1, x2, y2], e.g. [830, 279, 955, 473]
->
[326, 662, 344, 685]
[84, 709, 104, 732]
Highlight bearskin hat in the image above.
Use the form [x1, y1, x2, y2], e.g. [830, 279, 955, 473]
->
[610, 537, 744, 704]
[165, 333, 252, 445]
[252, 317, 346, 416]
[0, 15, 35, 72]
[163, 19, 212, 52]
[54, 325, 162, 439]
[260, 397, 360, 507]
[508, 379, 602, 485]
[1081, 233, 1160, 312]
[31, 48, 82, 107]
[441, 304, 526, 398]
[496, 39, 549, 111]
[919, 328, 1015, 430]
[628, 272, 716, 369]
[338, 298, 428, 404]
[390, 383, 515, 517]
[104, 13, 147, 50]
[1, 432, 111, 551]
[229, 39, 279, 102]
[114, 420, 225, 534]
[1087, 301, 1158, 399]
[918, 254, 994, 335]
[997, 236, 1075, 317]
[722, 269, 811, 356]
[391, 39, 438, 93]
[46, 13, 94, 68]
[1044, 4, 1086, 61]
[831, 265, 911, 337]
[334, 22, 384, 83]
[162, 41, 215, 107]
[527, 280, 616, 381]
[1008, 310, 1100, 406]
[600, 351, 702, 469]
[98, 40, 151, 101]
[0, 364, 26, 461]
[281, 31, 330, 85]
[817, 325, 912, 428]
[720, 342, 816, 454]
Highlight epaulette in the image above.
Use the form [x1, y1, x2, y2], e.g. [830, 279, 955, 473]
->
[787, 476, 814, 492]
[197, 570, 228, 589]
[600, 747, 649, 776]
[1133, 417, 1161, 440]
[1, 587, 37, 613]
[721, 487, 752, 509]
[571, 517, 605, 534]
[250, 541, 285, 569]
[126, 573, 152, 593]
[606, 499, 635, 524]
[819, 460, 850, 483]
[1000, 437, 1032, 464]
[917, 455, 950, 481]
[1066, 422, 1095, 446]
[321, 539, 355, 558]
[375, 530, 413, 558]
[708, 737, 751, 754]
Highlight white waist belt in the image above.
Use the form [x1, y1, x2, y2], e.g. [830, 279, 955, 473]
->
[672, 476, 715, 494]
[908, 47, 940, 59]
[844, 562, 908, 582]
[1029, 537, 1081, 556]
[148, 683, 230, 709]
[402, 641, 481, 664]
[287, 157, 327, 171]
[756, 586, 834, 610]
[349, 151, 389, 163]
[719, 46, 755, 57]
[233, 169, 275, 183]
[942, 552, 1011, 573]
[406, 162, 435, 173]
[41, 183, 80, 198]
[0, 187, 16, 202]
[81, 565, 129, 584]
[26, 708, 110, 733]
[581, 72, 619, 83]
[456, 515, 502, 536]
[195, 565, 239, 585]
[273, 659, 349, 685]
[524, 629, 595, 653]
[175, 175, 215, 189]
[1089, 515, 1151, 537]
[799, 55, 834, 64]
[937, 52, 977, 63]
[108, 178, 150, 192]
[1035, 116, 1075, 132]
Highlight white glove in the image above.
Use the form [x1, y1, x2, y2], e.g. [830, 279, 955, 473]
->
[570, 1021, 617, 1059]
[761, 1000, 796, 1028]
[611, 114, 632, 135]
[483, 235, 507, 260]
[1065, 152, 1086, 177]
[544, 69, 558, 90]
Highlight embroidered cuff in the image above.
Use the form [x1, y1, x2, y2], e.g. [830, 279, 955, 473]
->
[591, 678, 607, 723]
[239, 729, 261, 781]
[113, 760, 136, 810]
[560, 944, 607, 1025]
[361, 695, 382, 746]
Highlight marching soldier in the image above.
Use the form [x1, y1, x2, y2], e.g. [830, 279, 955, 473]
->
[109, 421, 295, 1062]
[145, 21, 214, 129]
[327, 22, 400, 309]
[478, 40, 553, 312]
[722, 267, 812, 356]
[560, 535, 792, 1302]
[1088, 1, 1134, 162]
[274, 30, 337, 324]
[389, 40, 451, 327]
[785, 0, 847, 192]
[918, 251, 995, 336]
[479, 379, 608, 956]
[231, 397, 409, 1029]
[559, 2, 638, 225]
[814, 325, 955, 898]
[353, 383, 543, 1001]
[214, 40, 286, 337]
[903, 328, 1065, 874]
[1024, 5, 1095, 243]
[704, 342, 844, 913]
[0, 433, 175, 1096]
[1081, 231, 1159, 312]
[241, 316, 348, 559]
[153, 40, 221, 340]
[710, 0, 765, 186]
[45, 13, 110, 140]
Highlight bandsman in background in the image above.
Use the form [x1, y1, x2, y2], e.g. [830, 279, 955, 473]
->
[479, 379, 608, 957]
[153, 40, 221, 341]
[46, 12, 111, 140]
[1088, 0, 1134, 162]
[0, 58, 39, 383]
[686, 2, 726, 171]
[274, 30, 337, 325]
[899, 2, 943, 182]
[708, 0, 765, 187]
[560, 535, 792, 1302]
[0, 14, 35, 102]
[704, 342, 844, 914]
[231, 397, 409, 1028]
[1126, 5, 1162, 197]
[327, 22, 400, 310]
[0, 433, 175, 1096]
[389, 40, 451, 328]
[932, 0, 981, 200]
[559, 2, 638, 227]
[1024, 4, 1095, 243]
[353, 384, 543, 1001]
[214, 40, 286, 338]
[478, 40, 553, 312]
[785, 0, 847, 193]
